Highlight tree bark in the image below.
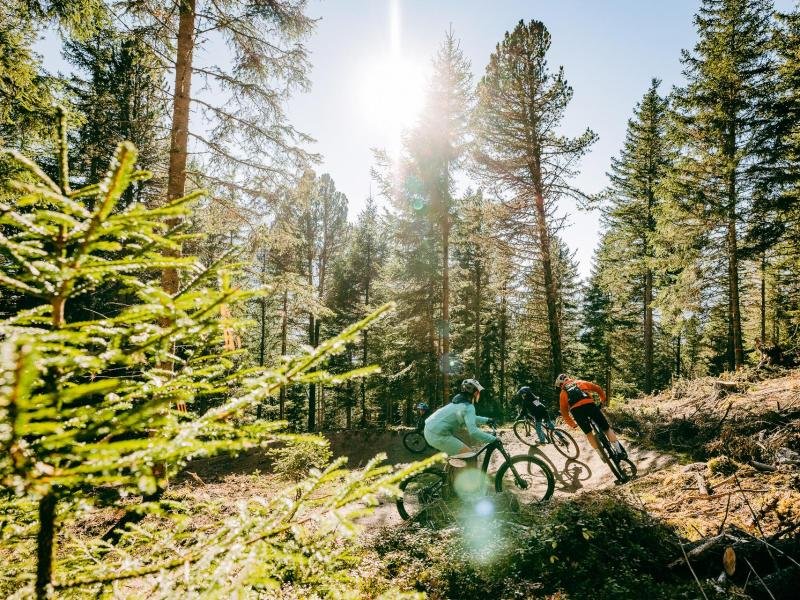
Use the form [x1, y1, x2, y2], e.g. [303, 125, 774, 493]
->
[162, 0, 196, 296]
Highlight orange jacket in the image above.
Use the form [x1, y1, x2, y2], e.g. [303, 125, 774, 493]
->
[559, 379, 607, 429]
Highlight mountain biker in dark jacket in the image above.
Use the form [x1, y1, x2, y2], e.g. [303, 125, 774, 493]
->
[556, 374, 626, 459]
[516, 386, 555, 444]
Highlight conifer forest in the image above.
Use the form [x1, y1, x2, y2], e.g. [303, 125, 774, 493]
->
[1, 1, 800, 598]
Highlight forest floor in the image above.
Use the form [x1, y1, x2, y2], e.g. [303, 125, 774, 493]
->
[37, 369, 799, 598]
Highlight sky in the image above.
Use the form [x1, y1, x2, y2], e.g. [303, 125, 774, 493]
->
[35, 0, 794, 279]
[287, 0, 699, 278]
[285, 0, 791, 279]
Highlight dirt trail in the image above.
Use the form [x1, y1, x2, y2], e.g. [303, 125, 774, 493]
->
[328, 427, 678, 528]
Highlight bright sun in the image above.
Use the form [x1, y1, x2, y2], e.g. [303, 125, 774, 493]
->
[359, 54, 427, 142]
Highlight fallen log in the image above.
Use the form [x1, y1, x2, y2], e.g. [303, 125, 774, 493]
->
[752, 461, 778, 472]
[669, 529, 800, 579]
[714, 380, 741, 392]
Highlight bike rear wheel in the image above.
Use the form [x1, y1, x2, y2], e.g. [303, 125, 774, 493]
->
[548, 427, 579, 459]
[403, 430, 428, 454]
[396, 469, 446, 521]
[513, 419, 538, 447]
[495, 455, 554, 505]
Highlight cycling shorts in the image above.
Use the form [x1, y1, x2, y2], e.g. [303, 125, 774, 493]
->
[570, 402, 610, 434]
[423, 430, 469, 456]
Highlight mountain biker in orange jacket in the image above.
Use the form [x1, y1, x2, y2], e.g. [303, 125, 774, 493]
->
[556, 374, 626, 459]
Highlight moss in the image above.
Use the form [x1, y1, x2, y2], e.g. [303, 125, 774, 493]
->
[707, 455, 739, 476]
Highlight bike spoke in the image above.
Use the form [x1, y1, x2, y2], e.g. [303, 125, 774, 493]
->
[397, 470, 445, 521]
[496, 456, 554, 505]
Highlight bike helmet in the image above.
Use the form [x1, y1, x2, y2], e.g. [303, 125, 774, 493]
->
[554, 373, 569, 388]
[416, 402, 429, 412]
[516, 386, 537, 401]
[460, 378, 484, 394]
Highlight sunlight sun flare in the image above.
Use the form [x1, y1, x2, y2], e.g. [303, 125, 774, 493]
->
[358, 54, 428, 154]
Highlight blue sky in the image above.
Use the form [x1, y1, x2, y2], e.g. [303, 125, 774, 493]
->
[35, 0, 794, 278]
[287, 0, 792, 278]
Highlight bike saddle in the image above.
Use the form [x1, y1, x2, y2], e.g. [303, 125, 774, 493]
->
[449, 441, 495, 464]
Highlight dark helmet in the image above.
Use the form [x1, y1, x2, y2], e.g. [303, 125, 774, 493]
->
[516, 386, 537, 401]
[460, 378, 484, 395]
[416, 402, 429, 412]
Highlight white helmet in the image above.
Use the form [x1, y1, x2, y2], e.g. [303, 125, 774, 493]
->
[461, 378, 484, 394]
[554, 373, 569, 387]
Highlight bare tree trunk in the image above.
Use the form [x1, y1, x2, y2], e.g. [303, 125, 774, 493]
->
[162, 0, 196, 296]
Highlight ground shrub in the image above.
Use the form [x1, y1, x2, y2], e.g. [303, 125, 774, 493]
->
[267, 438, 334, 481]
[365, 493, 729, 599]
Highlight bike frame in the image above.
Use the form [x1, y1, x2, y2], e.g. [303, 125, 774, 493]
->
[467, 435, 529, 489]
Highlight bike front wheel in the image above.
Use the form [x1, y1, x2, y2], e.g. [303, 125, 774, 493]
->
[615, 457, 637, 482]
[495, 455, 554, 505]
[512, 419, 538, 447]
[548, 427, 579, 459]
[396, 469, 446, 521]
[403, 430, 428, 454]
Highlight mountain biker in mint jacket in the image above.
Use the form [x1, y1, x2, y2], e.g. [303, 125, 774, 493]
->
[423, 379, 497, 456]
[556, 374, 626, 459]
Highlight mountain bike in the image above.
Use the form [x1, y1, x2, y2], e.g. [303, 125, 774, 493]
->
[513, 414, 579, 459]
[589, 417, 636, 483]
[396, 426, 555, 522]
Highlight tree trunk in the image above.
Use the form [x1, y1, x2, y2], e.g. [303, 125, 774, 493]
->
[675, 332, 682, 378]
[162, 0, 196, 296]
[499, 280, 508, 413]
[441, 193, 451, 405]
[531, 176, 563, 384]
[760, 252, 766, 343]
[279, 289, 287, 420]
[257, 249, 267, 420]
[360, 268, 370, 427]
[725, 120, 743, 369]
[35, 492, 57, 600]
[727, 195, 743, 369]
[307, 256, 316, 431]
[475, 260, 482, 376]
[644, 267, 654, 393]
